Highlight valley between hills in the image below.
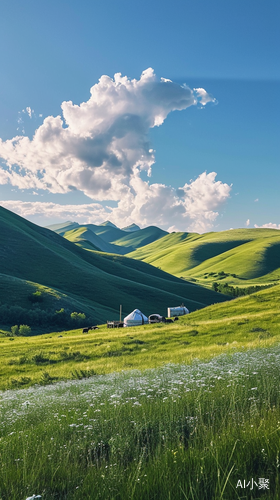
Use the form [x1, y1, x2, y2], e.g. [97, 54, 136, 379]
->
[1, 204, 280, 336]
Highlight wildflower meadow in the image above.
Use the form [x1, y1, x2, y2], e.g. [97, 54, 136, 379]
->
[0, 346, 279, 499]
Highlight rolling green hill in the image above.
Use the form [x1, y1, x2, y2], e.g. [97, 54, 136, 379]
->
[47, 221, 167, 254]
[63, 226, 129, 254]
[0, 206, 228, 329]
[128, 228, 280, 285]
[44, 221, 79, 234]
[86, 223, 129, 243]
[111, 225, 167, 249]
[0, 272, 100, 323]
[46, 221, 128, 252]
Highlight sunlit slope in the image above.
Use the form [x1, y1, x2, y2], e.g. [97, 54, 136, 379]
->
[128, 228, 280, 281]
[186, 238, 280, 280]
[0, 207, 228, 322]
[45, 221, 80, 235]
[1, 283, 280, 391]
[183, 281, 280, 326]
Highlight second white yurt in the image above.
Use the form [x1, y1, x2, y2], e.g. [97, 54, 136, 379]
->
[123, 309, 148, 327]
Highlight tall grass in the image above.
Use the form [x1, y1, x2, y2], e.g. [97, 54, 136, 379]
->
[0, 346, 279, 499]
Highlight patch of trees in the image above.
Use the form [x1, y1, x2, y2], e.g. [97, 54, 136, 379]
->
[212, 282, 273, 297]
[10, 324, 32, 336]
[0, 304, 92, 332]
[205, 271, 237, 280]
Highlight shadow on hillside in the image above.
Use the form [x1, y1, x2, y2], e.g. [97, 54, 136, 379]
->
[258, 242, 280, 277]
[191, 240, 249, 267]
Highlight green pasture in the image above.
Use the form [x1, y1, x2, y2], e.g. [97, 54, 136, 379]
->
[1, 284, 279, 391]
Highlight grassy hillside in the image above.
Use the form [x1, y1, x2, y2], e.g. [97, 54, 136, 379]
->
[0, 273, 98, 313]
[0, 206, 227, 329]
[128, 228, 280, 285]
[46, 221, 124, 242]
[0, 272, 106, 332]
[63, 226, 129, 254]
[111, 225, 168, 249]
[45, 221, 80, 235]
[0, 283, 279, 390]
[47, 221, 131, 252]
[87, 223, 129, 243]
[1, 281, 280, 499]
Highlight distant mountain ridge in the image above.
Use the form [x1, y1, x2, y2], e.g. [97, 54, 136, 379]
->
[99, 220, 118, 228]
[121, 223, 141, 232]
[46, 221, 168, 254]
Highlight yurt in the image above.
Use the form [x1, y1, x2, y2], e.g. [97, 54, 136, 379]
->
[167, 305, 189, 318]
[123, 309, 148, 327]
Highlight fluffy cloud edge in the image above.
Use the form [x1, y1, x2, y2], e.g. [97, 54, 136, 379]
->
[1, 171, 231, 233]
[254, 223, 280, 230]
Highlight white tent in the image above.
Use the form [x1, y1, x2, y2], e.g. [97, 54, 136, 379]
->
[123, 309, 148, 327]
[167, 306, 189, 318]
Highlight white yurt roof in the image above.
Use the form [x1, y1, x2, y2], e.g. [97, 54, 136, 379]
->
[123, 309, 148, 327]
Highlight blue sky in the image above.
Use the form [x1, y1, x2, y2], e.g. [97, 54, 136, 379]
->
[0, 0, 279, 232]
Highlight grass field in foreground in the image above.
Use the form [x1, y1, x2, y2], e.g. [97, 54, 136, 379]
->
[1, 284, 279, 391]
[0, 347, 279, 499]
[1, 285, 280, 499]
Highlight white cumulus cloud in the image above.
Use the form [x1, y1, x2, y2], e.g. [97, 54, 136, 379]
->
[254, 223, 280, 230]
[0, 69, 230, 232]
[1, 171, 230, 232]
